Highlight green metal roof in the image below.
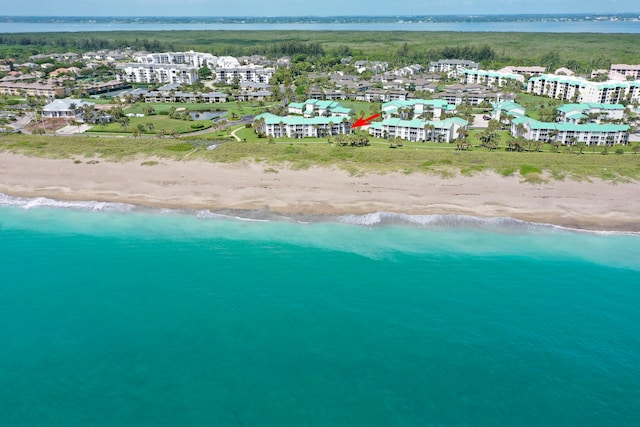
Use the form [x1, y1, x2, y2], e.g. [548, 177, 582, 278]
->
[378, 117, 467, 130]
[512, 115, 628, 132]
[255, 113, 348, 126]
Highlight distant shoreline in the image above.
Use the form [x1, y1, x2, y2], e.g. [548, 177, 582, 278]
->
[2, 13, 640, 24]
[1, 153, 639, 232]
[1, 14, 640, 33]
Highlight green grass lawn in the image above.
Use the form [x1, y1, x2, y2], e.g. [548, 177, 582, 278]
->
[87, 115, 211, 134]
[515, 93, 565, 121]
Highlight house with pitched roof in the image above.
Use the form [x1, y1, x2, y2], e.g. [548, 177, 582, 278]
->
[41, 98, 95, 118]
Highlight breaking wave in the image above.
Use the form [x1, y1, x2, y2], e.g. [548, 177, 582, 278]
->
[1, 193, 638, 236]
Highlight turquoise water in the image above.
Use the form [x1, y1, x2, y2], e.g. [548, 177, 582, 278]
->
[1, 199, 639, 426]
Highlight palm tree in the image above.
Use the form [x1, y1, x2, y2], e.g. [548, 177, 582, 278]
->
[456, 127, 468, 142]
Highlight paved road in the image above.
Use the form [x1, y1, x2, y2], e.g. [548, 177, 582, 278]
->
[7, 112, 35, 133]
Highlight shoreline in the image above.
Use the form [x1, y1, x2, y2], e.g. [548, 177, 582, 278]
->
[1, 152, 639, 232]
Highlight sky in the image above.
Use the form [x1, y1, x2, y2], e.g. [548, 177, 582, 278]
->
[1, 0, 638, 17]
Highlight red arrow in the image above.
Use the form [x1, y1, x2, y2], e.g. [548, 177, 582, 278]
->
[351, 113, 380, 128]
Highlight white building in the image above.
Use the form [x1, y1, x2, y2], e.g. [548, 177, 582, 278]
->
[462, 70, 525, 88]
[511, 117, 629, 145]
[254, 113, 351, 138]
[382, 99, 455, 120]
[610, 64, 640, 80]
[528, 74, 637, 104]
[499, 66, 545, 76]
[215, 65, 275, 84]
[287, 100, 353, 118]
[428, 59, 479, 74]
[116, 63, 199, 85]
[493, 100, 630, 145]
[556, 103, 625, 124]
[134, 51, 240, 69]
[41, 98, 95, 118]
[369, 117, 468, 143]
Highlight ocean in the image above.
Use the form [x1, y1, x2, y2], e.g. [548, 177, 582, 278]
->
[1, 196, 639, 426]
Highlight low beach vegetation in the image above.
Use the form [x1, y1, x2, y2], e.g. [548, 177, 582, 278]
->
[2, 134, 639, 182]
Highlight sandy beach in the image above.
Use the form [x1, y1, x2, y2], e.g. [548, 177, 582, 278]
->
[1, 152, 639, 231]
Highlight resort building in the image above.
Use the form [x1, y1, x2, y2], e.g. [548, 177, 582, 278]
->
[361, 88, 410, 102]
[215, 65, 275, 84]
[80, 80, 128, 96]
[253, 113, 352, 138]
[0, 81, 67, 98]
[428, 59, 479, 74]
[368, 117, 468, 143]
[41, 98, 95, 118]
[287, 99, 353, 118]
[610, 64, 640, 80]
[499, 66, 546, 76]
[435, 84, 513, 106]
[556, 103, 625, 124]
[354, 61, 388, 74]
[116, 63, 199, 85]
[578, 81, 630, 104]
[134, 51, 240, 69]
[492, 101, 629, 145]
[142, 90, 228, 103]
[491, 101, 526, 121]
[382, 99, 456, 120]
[526, 74, 585, 101]
[511, 117, 629, 145]
[462, 70, 525, 88]
[527, 74, 638, 104]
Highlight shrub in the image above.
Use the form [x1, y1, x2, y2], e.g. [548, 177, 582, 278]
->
[284, 145, 297, 154]
[190, 123, 205, 129]
[159, 111, 169, 115]
[615, 148, 624, 155]
[164, 143, 193, 152]
[519, 164, 542, 175]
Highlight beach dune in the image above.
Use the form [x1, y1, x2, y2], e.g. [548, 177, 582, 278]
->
[0, 152, 638, 231]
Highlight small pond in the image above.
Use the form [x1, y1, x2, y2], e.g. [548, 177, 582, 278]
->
[189, 111, 226, 120]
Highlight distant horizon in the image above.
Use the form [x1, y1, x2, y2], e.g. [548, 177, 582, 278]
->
[2, 12, 639, 18]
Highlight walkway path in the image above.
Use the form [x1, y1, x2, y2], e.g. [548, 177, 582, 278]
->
[230, 126, 243, 141]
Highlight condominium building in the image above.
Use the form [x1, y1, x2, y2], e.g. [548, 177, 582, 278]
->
[369, 117, 468, 143]
[134, 51, 240, 69]
[382, 99, 455, 120]
[526, 74, 586, 101]
[287, 100, 353, 118]
[610, 64, 640, 80]
[499, 66, 546, 76]
[254, 113, 351, 138]
[0, 81, 67, 98]
[527, 74, 638, 104]
[115, 63, 199, 85]
[428, 59, 479, 73]
[462, 70, 525, 88]
[494, 100, 630, 145]
[215, 65, 275, 84]
[511, 117, 629, 145]
[556, 103, 625, 124]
